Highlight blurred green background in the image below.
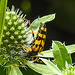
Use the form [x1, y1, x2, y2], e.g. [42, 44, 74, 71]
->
[4, 0, 75, 74]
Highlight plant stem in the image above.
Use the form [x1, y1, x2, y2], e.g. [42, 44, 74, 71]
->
[0, 0, 8, 46]
[6, 66, 11, 75]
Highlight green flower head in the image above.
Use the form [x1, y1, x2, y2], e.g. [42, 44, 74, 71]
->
[0, 5, 31, 66]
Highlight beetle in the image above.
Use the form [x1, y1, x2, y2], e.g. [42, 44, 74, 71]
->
[17, 18, 47, 62]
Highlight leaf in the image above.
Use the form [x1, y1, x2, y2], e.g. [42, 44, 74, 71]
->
[38, 49, 53, 58]
[9, 66, 23, 75]
[66, 44, 75, 54]
[41, 58, 61, 75]
[26, 61, 54, 75]
[0, 0, 8, 46]
[31, 14, 55, 31]
[52, 41, 72, 70]
[38, 44, 75, 58]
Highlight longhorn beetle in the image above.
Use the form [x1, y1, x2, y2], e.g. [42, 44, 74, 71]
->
[17, 18, 47, 62]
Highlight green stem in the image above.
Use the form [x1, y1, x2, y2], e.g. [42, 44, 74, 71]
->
[0, 0, 8, 46]
[6, 66, 11, 75]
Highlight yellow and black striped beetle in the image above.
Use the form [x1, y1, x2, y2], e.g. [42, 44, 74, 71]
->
[18, 18, 47, 62]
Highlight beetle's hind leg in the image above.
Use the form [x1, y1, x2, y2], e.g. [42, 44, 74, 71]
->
[17, 44, 32, 53]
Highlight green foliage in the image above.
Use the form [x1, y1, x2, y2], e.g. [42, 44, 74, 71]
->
[1, 4, 75, 75]
[38, 44, 75, 58]
[27, 41, 75, 75]
[41, 58, 61, 75]
[52, 41, 72, 70]
[26, 61, 53, 75]
[27, 41, 73, 75]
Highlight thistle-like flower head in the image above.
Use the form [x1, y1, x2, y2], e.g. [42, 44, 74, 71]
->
[0, 6, 31, 66]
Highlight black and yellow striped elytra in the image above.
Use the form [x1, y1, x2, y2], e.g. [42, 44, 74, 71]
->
[17, 20, 47, 62]
[27, 22, 47, 58]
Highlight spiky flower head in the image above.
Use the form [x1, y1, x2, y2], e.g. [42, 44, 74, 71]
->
[0, 6, 31, 66]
